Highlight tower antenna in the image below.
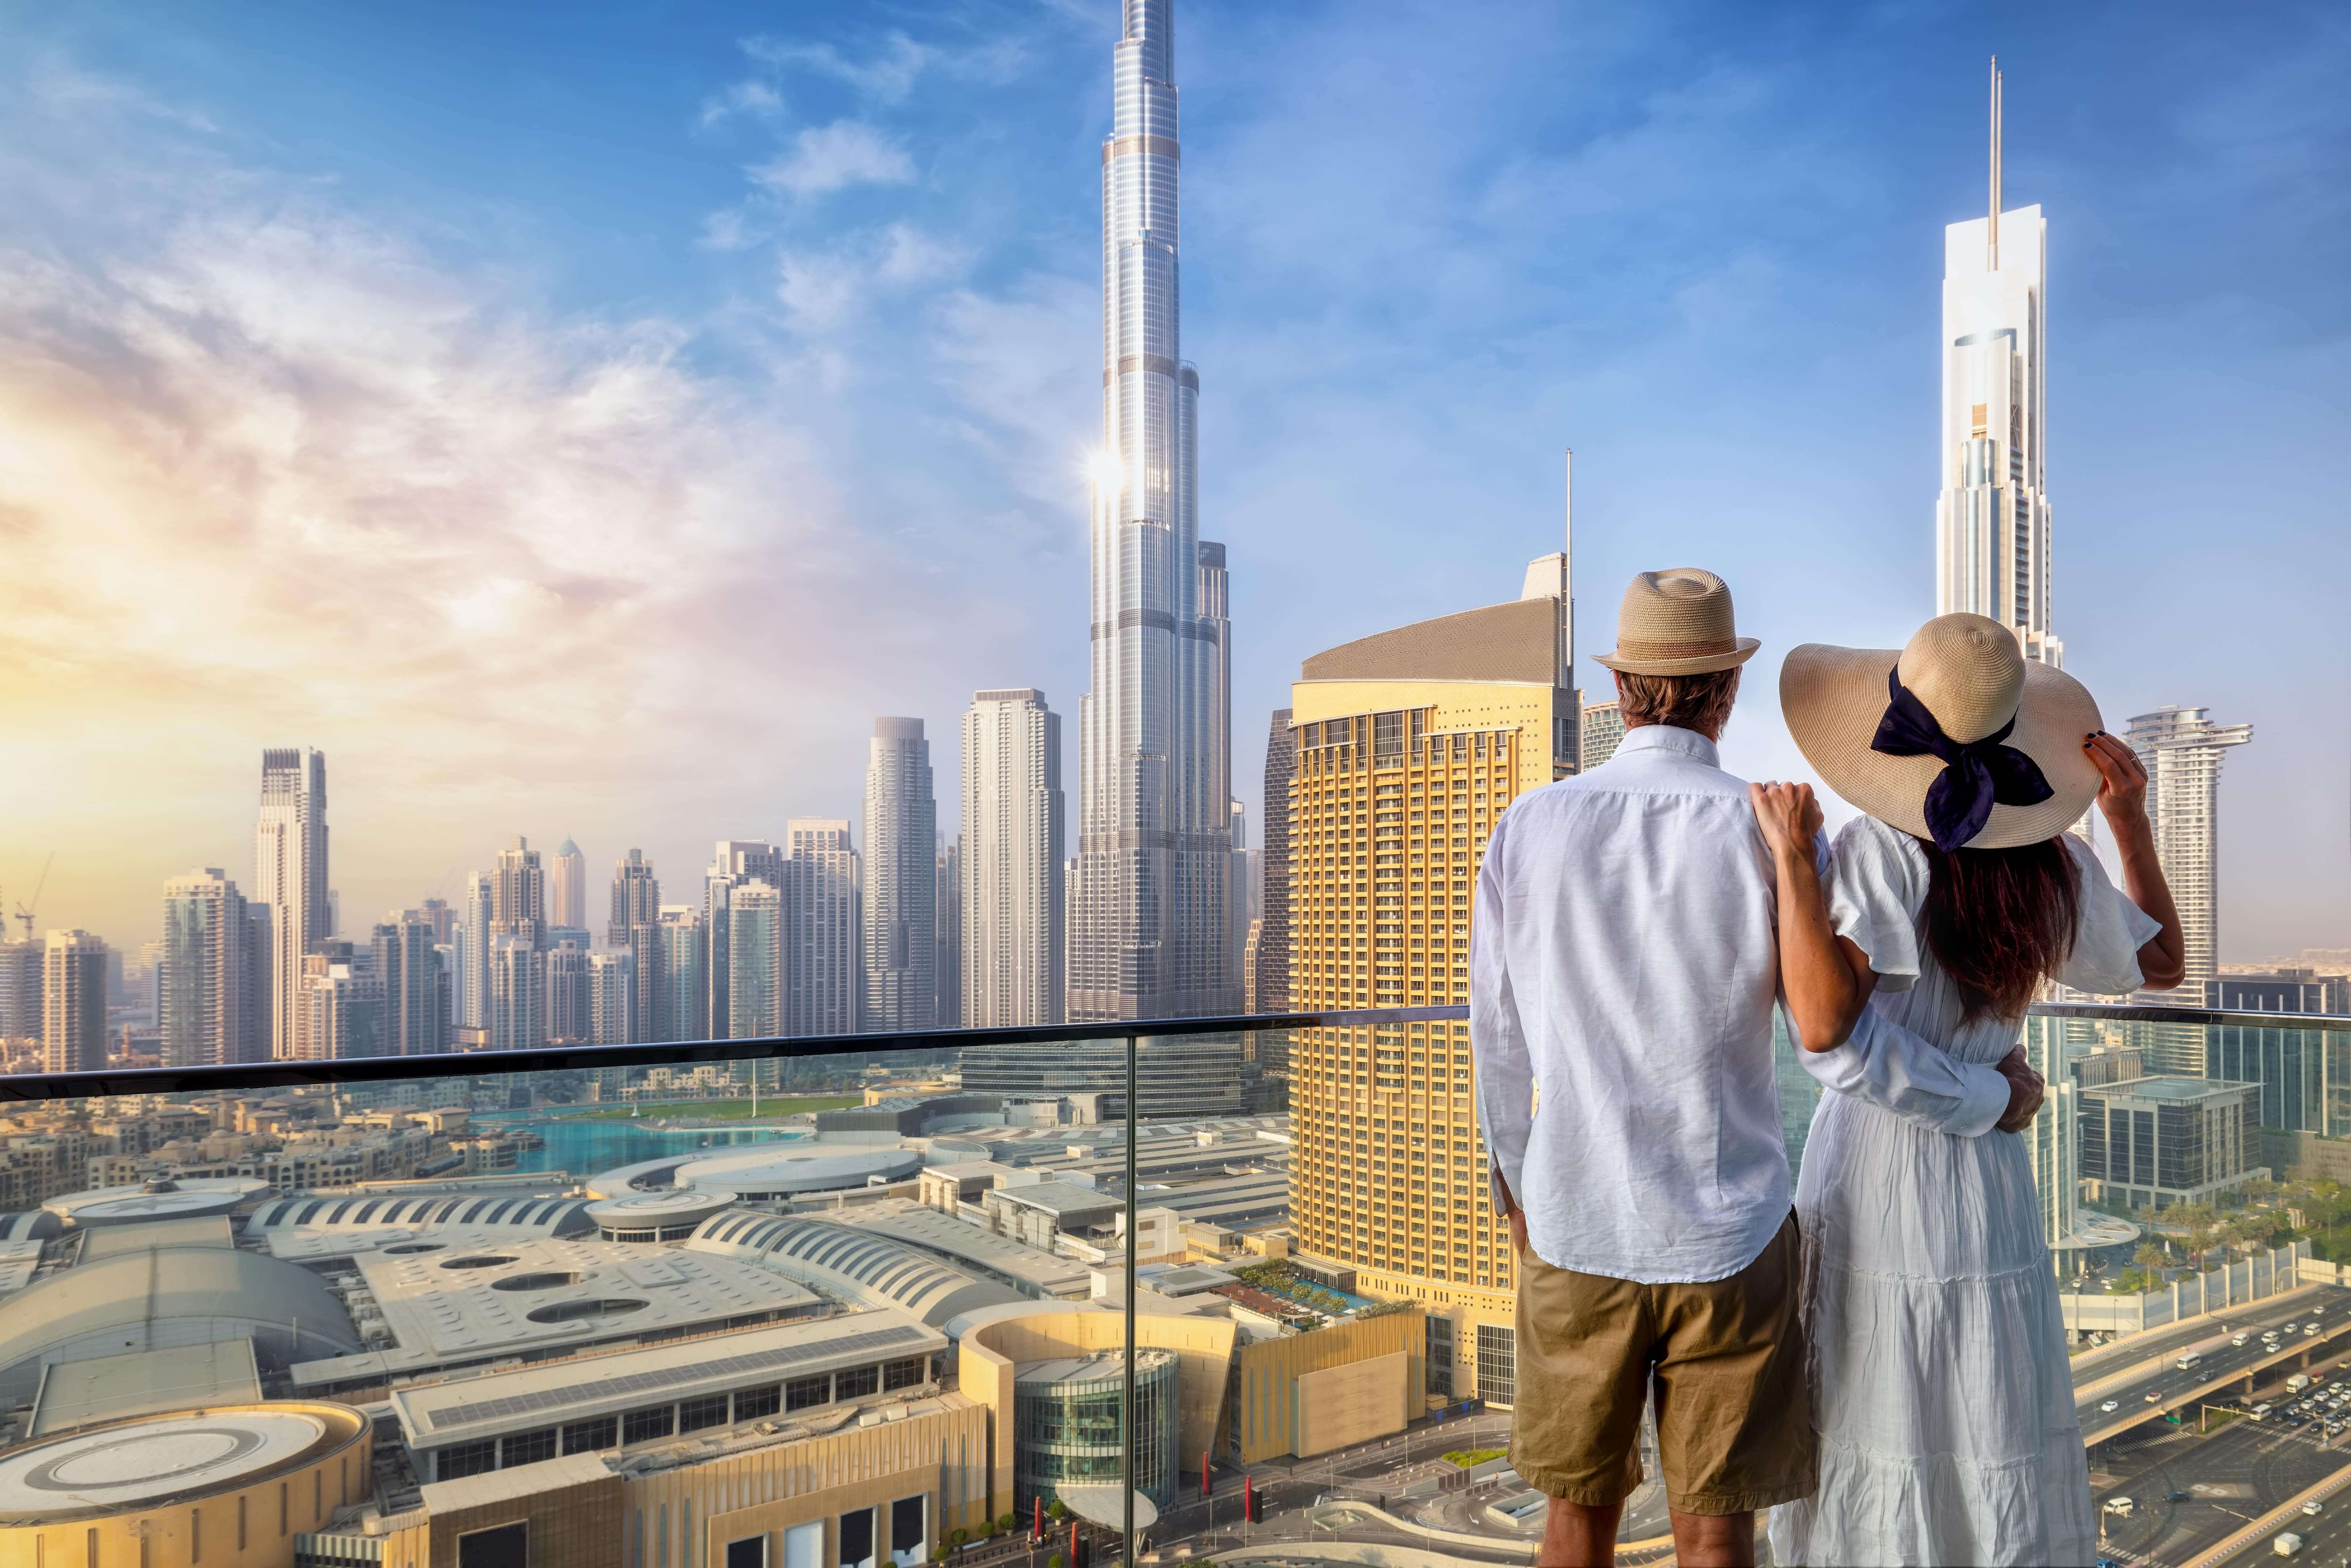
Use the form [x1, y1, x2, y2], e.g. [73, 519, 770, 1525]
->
[1987, 56, 2003, 271]
[1563, 448, 1573, 561]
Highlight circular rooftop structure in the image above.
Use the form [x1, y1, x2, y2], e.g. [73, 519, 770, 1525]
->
[43, 1179, 267, 1228]
[0, 1402, 367, 1524]
[588, 1143, 922, 1202]
[586, 1189, 739, 1241]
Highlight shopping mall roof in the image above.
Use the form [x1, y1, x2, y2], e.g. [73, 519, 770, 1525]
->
[246, 1192, 594, 1238]
[42, 1177, 268, 1227]
[287, 1235, 816, 1389]
[588, 1141, 924, 1202]
[0, 1403, 368, 1524]
[388, 1311, 944, 1450]
[29, 1340, 262, 1436]
[829, 1200, 1092, 1299]
[688, 1211, 1022, 1326]
[0, 1245, 359, 1405]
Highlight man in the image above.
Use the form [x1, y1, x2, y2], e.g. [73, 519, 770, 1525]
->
[1472, 568, 2043, 1568]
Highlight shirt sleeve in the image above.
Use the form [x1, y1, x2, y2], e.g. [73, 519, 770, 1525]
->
[1823, 816, 1926, 992]
[1471, 813, 1534, 1215]
[2058, 834, 2163, 997]
[1795, 1005, 2012, 1137]
[1801, 816, 2009, 1137]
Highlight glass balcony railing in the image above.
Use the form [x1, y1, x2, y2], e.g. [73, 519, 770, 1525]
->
[1, 999, 2347, 1566]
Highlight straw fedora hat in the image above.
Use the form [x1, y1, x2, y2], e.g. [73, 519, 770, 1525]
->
[1592, 568, 1760, 676]
[1782, 613, 2103, 852]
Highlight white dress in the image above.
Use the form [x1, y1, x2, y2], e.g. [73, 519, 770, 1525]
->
[1767, 816, 2160, 1568]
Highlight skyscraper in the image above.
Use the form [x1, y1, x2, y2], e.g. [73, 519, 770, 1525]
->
[1255, 710, 1293, 1016]
[2129, 706, 2255, 997]
[42, 929, 108, 1074]
[1580, 700, 1627, 769]
[785, 823, 859, 1035]
[490, 936, 545, 1053]
[728, 882, 786, 1040]
[297, 944, 385, 1061]
[1935, 61, 2060, 668]
[862, 718, 938, 1030]
[549, 837, 588, 934]
[1069, 0, 1237, 1024]
[545, 939, 592, 1045]
[0, 940, 42, 1043]
[610, 848, 660, 947]
[492, 838, 547, 951]
[254, 747, 329, 1059]
[373, 910, 447, 1058]
[162, 869, 257, 1069]
[935, 835, 962, 1030]
[961, 689, 1066, 1027]
[1281, 556, 1579, 1405]
[705, 839, 785, 1038]
[589, 950, 637, 1047]
[455, 872, 494, 1034]
[653, 906, 708, 1045]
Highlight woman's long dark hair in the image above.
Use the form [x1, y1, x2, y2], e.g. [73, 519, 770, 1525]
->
[1921, 836, 2082, 1022]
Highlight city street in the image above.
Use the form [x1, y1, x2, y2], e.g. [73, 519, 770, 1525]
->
[2089, 1413, 2351, 1564]
[2081, 1288, 2351, 1443]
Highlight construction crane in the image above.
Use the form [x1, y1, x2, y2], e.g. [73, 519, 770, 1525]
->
[11, 853, 54, 943]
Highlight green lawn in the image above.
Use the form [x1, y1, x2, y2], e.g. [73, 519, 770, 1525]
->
[559, 1094, 862, 1122]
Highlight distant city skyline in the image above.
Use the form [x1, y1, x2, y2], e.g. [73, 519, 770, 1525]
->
[0, 2, 2342, 961]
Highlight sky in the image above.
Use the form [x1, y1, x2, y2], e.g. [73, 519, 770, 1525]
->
[0, 0, 2344, 962]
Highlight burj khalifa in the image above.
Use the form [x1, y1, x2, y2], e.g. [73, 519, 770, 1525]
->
[1068, 0, 1236, 1027]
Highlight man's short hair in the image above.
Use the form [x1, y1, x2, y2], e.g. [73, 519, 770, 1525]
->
[1616, 667, 1741, 736]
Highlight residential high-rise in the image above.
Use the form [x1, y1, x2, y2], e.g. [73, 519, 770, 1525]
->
[705, 840, 785, 1040]
[373, 910, 447, 1058]
[786, 823, 859, 1035]
[455, 872, 494, 1033]
[254, 747, 329, 1059]
[1069, 0, 1237, 1026]
[1255, 709, 1294, 1015]
[727, 882, 786, 1040]
[610, 848, 660, 947]
[1227, 800, 1255, 994]
[162, 869, 257, 1069]
[960, 689, 1065, 1028]
[589, 950, 637, 1047]
[549, 837, 588, 934]
[418, 897, 454, 946]
[935, 835, 962, 1029]
[545, 939, 592, 1046]
[862, 718, 938, 1030]
[0, 941, 42, 1043]
[1281, 556, 1579, 1406]
[2128, 706, 2254, 997]
[653, 907, 708, 1044]
[489, 936, 545, 1053]
[1580, 699, 1627, 769]
[1935, 61, 2060, 668]
[42, 930, 108, 1074]
[491, 838, 547, 951]
[297, 944, 384, 1061]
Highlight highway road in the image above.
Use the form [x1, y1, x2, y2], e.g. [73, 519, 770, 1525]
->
[2081, 1288, 2351, 1444]
[2087, 1406, 2351, 1564]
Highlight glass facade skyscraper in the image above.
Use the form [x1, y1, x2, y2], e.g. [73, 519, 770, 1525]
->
[1069, 0, 1235, 1026]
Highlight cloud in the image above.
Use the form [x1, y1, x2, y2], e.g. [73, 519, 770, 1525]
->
[749, 120, 915, 199]
[697, 79, 784, 129]
[774, 223, 972, 331]
[742, 32, 937, 105]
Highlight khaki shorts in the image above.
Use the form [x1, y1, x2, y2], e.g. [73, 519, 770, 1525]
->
[1507, 1212, 1814, 1516]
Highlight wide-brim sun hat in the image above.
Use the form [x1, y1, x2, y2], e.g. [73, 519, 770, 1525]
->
[1592, 567, 1761, 676]
[1782, 612, 2103, 852]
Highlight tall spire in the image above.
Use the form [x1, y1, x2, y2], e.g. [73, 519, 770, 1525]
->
[1987, 56, 2003, 271]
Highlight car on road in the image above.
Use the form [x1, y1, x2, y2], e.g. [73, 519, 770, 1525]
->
[2179, 1351, 2205, 1369]
[2254, 1404, 2274, 1420]
[2237, 1333, 2252, 1346]
[2166, 1490, 2193, 1503]
[2146, 1388, 2164, 1402]
[2100, 1399, 2120, 1413]
[2107, 1496, 2135, 1517]
[2305, 1501, 2324, 1516]
[2275, 1531, 2304, 1556]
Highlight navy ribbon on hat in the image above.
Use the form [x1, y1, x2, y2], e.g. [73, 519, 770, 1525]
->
[1870, 667, 2053, 852]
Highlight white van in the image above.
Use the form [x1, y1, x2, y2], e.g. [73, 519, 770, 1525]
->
[2253, 1404, 2274, 1420]
[2180, 1352, 2205, 1369]
[2275, 1531, 2303, 1557]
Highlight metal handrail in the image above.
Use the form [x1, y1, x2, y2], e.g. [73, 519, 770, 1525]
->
[4, 1000, 2345, 1104]
[0, 1004, 1468, 1103]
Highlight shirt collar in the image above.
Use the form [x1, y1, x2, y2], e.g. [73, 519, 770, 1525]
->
[1613, 724, 1721, 767]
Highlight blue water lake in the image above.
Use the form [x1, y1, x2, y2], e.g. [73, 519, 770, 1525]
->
[467, 1113, 809, 1177]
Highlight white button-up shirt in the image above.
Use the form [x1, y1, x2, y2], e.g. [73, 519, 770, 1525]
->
[1473, 724, 2011, 1284]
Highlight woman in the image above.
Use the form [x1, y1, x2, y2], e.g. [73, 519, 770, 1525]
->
[1754, 613, 2187, 1567]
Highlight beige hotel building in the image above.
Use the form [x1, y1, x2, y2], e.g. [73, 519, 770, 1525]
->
[1283, 558, 1578, 1409]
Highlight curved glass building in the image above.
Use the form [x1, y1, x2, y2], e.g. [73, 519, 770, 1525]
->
[1012, 1346, 1179, 1513]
